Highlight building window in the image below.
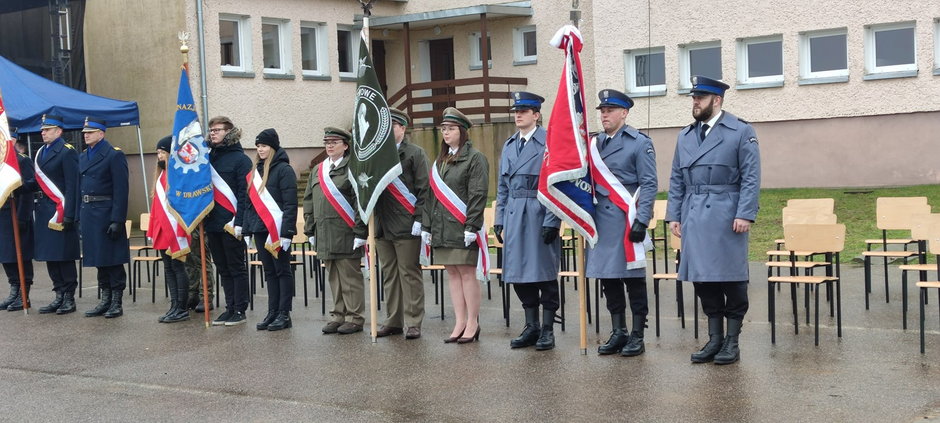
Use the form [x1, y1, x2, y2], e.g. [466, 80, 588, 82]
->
[624, 47, 665, 96]
[799, 28, 848, 83]
[337, 26, 358, 78]
[737, 35, 783, 87]
[469, 32, 492, 70]
[679, 42, 721, 90]
[865, 21, 917, 77]
[513, 26, 537, 65]
[934, 19, 940, 74]
[219, 14, 251, 73]
[261, 18, 291, 75]
[301, 22, 328, 77]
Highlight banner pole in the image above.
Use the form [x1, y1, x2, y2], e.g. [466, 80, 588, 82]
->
[10, 201, 28, 315]
[577, 237, 587, 354]
[200, 223, 209, 327]
[368, 215, 378, 342]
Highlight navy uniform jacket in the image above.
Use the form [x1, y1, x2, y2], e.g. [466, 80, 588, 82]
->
[33, 138, 81, 261]
[79, 139, 130, 267]
[585, 124, 657, 279]
[0, 153, 37, 263]
[666, 111, 761, 282]
[495, 126, 560, 283]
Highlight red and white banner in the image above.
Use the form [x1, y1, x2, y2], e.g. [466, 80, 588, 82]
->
[33, 146, 65, 231]
[0, 93, 20, 208]
[210, 166, 238, 236]
[429, 162, 489, 281]
[246, 169, 284, 256]
[318, 162, 356, 228]
[152, 170, 191, 258]
[588, 137, 647, 269]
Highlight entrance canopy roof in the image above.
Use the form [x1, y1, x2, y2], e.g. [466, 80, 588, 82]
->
[370, 1, 533, 29]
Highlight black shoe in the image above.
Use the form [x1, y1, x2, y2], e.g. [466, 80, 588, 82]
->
[85, 288, 112, 317]
[535, 308, 556, 351]
[691, 318, 725, 363]
[224, 311, 247, 326]
[186, 296, 199, 310]
[0, 284, 18, 309]
[39, 292, 64, 314]
[103, 290, 124, 318]
[159, 301, 178, 323]
[194, 301, 214, 312]
[510, 307, 541, 349]
[620, 331, 645, 357]
[598, 313, 628, 355]
[267, 312, 291, 331]
[714, 319, 742, 365]
[56, 292, 76, 315]
[213, 310, 233, 326]
[164, 308, 190, 323]
[6, 286, 29, 311]
[256, 311, 277, 330]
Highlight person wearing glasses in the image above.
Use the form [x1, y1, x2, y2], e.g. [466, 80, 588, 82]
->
[422, 107, 489, 344]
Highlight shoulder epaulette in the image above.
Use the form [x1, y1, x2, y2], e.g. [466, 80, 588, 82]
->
[737, 117, 750, 124]
[113, 147, 122, 151]
[64, 143, 75, 149]
[17, 152, 27, 158]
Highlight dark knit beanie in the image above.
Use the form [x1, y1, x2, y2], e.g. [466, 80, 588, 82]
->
[255, 128, 280, 150]
[156, 135, 172, 152]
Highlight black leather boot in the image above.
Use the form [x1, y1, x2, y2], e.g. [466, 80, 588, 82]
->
[256, 311, 277, 330]
[620, 315, 646, 357]
[85, 288, 112, 317]
[56, 291, 77, 315]
[714, 318, 742, 365]
[166, 282, 189, 322]
[6, 286, 29, 311]
[0, 284, 18, 309]
[39, 291, 64, 314]
[510, 307, 541, 348]
[691, 317, 725, 363]
[598, 313, 628, 355]
[267, 311, 292, 331]
[158, 301, 178, 323]
[103, 290, 124, 318]
[535, 308, 556, 351]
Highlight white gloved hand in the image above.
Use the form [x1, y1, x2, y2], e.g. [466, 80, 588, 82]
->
[421, 231, 431, 245]
[353, 237, 367, 250]
[309, 236, 315, 246]
[279, 238, 292, 251]
[463, 231, 477, 247]
[233, 226, 243, 238]
[411, 221, 422, 236]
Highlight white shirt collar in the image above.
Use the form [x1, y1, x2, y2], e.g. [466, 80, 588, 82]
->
[702, 110, 723, 137]
[518, 126, 538, 142]
[326, 156, 342, 169]
[448, 146, 459, 155]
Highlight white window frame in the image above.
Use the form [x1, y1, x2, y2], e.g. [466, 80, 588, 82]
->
[261, 18, 291, 75]
[300, 21, 329, 77]
[678, 41, 721, 91]
[934, 19, 940, 74]
[864, 21, 917, 75]
[737, 35, 784, 86]
[469, 32, 493, 70]
[337, 25, 359, 79]
[219, 14, 252, 73]
[798, 28, 849, 81]
[623, 46, 666, 96]
[513, 25, 537, 65]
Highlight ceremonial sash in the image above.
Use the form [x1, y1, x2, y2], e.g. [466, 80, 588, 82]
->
[588, 136, 647, 269]
[210, 166, 238, 236]
[386, 177, 417, 215]
[153, 170, 191, 259]
[318, 162, 356, 228]
[33, 146, 66, 231]
[429, 161, 489, 281]
[246, 169, 284, 256]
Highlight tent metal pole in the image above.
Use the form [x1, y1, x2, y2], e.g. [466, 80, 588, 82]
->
[26, 133, 32, 157]
[136, 125, 150, 210]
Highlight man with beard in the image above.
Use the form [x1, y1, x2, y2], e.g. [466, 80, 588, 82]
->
[666, 76, 761, 365]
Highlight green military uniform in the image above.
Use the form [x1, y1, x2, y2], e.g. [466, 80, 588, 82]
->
[185, 229, 215, 309]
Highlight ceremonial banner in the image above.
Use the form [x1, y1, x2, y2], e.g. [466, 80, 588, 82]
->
[0, 93, 21, 208]
[347, 30, 401, 221]
[537, 25, 597, 246]
[152, 170, 192, 258]
[167, 67, 213, 233]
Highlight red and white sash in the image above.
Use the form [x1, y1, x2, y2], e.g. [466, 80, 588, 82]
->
[210, 166, 238, 236]
[246, 169, 284, 257]
[318, 162, 356, 228]
[588, 136, 647, 269]
[386, 177, 417, 215]
[153, 170, 191, 258]
[33, 147, 66, 231]
[429, 161, 489, 281]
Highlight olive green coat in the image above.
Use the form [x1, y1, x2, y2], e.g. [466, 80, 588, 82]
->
[303, 156, 368, 260]
[375, 139, 430, 240]
[422, 142, 489, 249]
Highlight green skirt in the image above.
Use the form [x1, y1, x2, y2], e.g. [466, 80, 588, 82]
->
[433, 247, 477, 266]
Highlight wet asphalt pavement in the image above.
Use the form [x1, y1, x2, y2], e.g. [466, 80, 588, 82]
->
[1, 261, 940, 422]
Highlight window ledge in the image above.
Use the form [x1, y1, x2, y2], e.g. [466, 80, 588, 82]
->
[469, 63, 493, 71]
[862, 70, 918, 81]
[339, 75, 358, 82]
[736, 80, 784, 90]
[798, 75, 849, 86]
[627, 89, 667, 98]
[221, 70, 255, 78]
[933, 68, 940, 76]
[512, 58, 537, 66]
[303, 74, 332, 81]
[262, 72, 295, 80]
[677, 88, 691, 95]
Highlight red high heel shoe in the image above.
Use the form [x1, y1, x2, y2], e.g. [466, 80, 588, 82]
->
[457, 326, 480, 344]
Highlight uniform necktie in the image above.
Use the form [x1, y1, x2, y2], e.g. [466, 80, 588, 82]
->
[699, 123, 709, 145]
[330, 162, 335, 171]
[518, 137, 526, 154]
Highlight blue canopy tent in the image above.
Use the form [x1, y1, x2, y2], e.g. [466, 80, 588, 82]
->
[0, 54, 150, 208]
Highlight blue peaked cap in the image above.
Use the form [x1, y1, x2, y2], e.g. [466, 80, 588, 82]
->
[509, 91, 545, 111]
[596, 89, 634, 109]
[689, 75, 730, 96]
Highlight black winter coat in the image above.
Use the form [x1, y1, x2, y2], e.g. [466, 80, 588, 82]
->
[205, 137, 252, 233]
[243, 148, 297, 238]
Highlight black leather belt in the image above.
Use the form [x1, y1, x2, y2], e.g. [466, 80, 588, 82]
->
[510, 189, 538, 198]
[82, 195, 112, 203]
[689, 184, 739, 194]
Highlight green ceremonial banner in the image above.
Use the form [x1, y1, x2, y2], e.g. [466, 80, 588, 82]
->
[348, 31, 402, 221]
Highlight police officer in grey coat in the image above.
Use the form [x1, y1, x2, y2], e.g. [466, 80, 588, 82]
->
[667, 76, 760, 365]
[586, 90, 657, 357]
[495, 92, 561, 351]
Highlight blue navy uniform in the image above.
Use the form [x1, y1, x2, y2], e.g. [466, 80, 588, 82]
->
[79, 139, 130, 276]
[0, 152, 37, 308]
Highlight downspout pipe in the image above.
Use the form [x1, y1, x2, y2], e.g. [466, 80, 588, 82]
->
[196, 0, 209, 121]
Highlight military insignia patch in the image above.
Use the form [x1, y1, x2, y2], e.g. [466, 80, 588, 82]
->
[646, 147, 655, 155]
[748, 137, 758, 144]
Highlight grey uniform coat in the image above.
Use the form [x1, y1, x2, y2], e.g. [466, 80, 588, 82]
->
[666, 111, 761, 282]
[302, 156, 368, 260]
[585, 124, 657, 279]
[495, 126, 560, 283]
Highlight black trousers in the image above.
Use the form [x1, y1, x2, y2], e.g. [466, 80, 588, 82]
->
[254, 236, 294, 313]
[207, 232, 250, 312]
[3, 261, 33, 287]
[512, 281, 560, 311]
[160, 251, 189, 305]
[45, 260, 77, 293]
[96, 265, 127, 291]
[694, 281, 749, 320]
[601, 277, 648, 316]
